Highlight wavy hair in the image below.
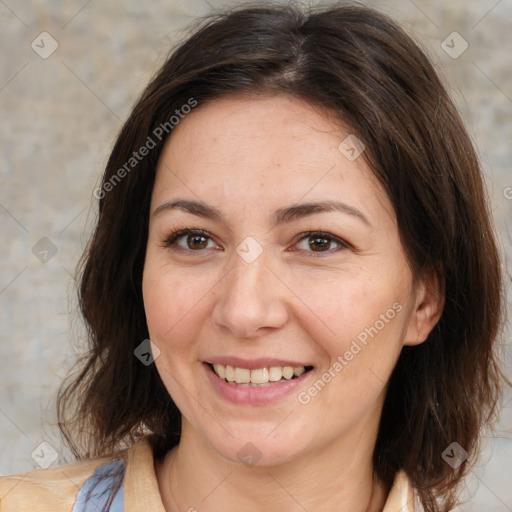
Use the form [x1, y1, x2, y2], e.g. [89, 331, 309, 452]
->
[56, 3, 508, 511]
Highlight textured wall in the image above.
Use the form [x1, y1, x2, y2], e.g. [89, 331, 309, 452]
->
[0, 0, 511, 510]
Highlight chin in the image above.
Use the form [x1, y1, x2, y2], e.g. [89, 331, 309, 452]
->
[207, 427, 309, 468]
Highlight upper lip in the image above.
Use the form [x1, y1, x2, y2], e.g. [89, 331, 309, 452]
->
[205, 356, 313, 370]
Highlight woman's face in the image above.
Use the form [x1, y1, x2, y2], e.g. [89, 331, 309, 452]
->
[143, 94, 440, 467]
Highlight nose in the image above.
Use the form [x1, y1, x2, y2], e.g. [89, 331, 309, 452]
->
[210, 248, 289, 340]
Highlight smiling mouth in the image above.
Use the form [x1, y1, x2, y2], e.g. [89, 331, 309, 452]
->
[206, 362, 314, 387]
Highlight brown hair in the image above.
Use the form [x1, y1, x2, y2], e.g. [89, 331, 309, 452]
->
[56, 3, 508, 511]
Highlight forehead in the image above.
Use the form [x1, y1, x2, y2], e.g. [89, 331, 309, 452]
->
[159, 94, 347, 172]
[152, 94, 395, 226]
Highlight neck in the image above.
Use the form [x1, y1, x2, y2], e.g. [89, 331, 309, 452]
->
[155, 426, 389, 512]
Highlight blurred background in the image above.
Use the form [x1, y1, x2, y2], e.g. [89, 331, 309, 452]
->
[0, 0, 511, 510]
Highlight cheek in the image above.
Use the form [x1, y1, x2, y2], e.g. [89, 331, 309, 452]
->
[142, 264, 215, 346]
[296, 277, 406, 422]
[290, 268, 405, 354]
[142, 267, 209, 411]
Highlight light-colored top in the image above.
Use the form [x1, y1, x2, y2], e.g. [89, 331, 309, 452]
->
[0, 437, 423, 511]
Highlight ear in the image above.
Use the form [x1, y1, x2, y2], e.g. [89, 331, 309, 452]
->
[403, 269, 445, 346]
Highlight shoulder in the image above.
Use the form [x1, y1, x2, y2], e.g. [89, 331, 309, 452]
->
[0, 449, 125, 512]
[383, 470, 424, 512]
[0, 438, 163, 512]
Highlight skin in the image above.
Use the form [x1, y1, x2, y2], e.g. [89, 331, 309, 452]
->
[142, 94, 443, 512]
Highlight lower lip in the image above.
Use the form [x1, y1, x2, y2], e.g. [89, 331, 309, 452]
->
[203, 363, 313, 405]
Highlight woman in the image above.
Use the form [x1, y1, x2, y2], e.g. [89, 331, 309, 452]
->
[0, 2, 507, 511]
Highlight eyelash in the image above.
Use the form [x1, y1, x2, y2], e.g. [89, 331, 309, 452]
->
[161, 228, 351, 258]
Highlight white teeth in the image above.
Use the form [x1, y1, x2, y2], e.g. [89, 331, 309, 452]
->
[210, 363, 308, 384]
[282, 366, 294, 379]
[269, 366, 283, 381]
[213, 363, 225, 379]
[234, 367, 251, 384]
[225, 365, 235, 382]
[250, 368, 269, 384]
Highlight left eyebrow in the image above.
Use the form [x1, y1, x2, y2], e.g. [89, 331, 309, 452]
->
[272, 200, 371, 227]
[152, 199, 371, 227]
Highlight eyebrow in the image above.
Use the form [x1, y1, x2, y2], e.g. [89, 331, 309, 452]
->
[153, 199, 371, 227]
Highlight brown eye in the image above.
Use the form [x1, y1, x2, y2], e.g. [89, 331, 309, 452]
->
[163, 229, 218, 253]
[186, 234, 209, 250]
[308, 236, 331, 252]
[294, 231, 350, 257]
